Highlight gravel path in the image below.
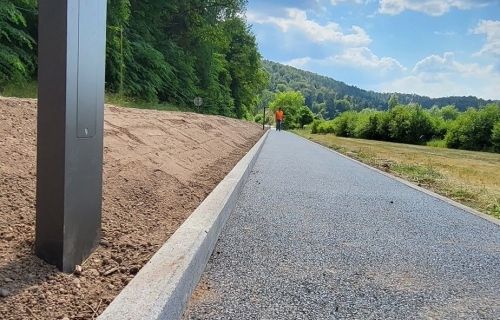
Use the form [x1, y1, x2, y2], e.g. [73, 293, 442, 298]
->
[184, 131, 500, 320]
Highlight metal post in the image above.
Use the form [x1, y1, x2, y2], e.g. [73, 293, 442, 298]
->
[263, 106, 266, 130]
[36, 0, 107, 272]
[119, 26, 124, 99]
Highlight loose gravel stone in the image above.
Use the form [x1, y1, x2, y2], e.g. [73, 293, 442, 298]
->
[184, 131, 500, 320]
[72, 278, 81, 289]
[74, 265, 82, 276]
[0, 288, 10, 298]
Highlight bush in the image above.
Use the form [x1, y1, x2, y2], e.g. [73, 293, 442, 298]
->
[427, 139, 447, 148]
[388, 105, 436, 144]
[445, 104, 500, 151]
[316, 120, 336, 134]
[298, 106, 314, 128]
[430, 115, 448, 139]
[310, 119, 323, 134]
[332, 111, 358, 137]
[307, 102, 500, 153]
[354, 109, 382, 139]
[375, 111, 391, 140]
[491, 121, 500, 152]
[254, 113, 263, 123]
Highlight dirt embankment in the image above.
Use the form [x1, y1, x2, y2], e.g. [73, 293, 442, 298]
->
[0, 97, 263, 319]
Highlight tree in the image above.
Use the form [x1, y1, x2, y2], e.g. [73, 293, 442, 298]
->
[104, 0, 267, 117]
[445, 104, 500, 151]
[388, 94, 399, 109]
[492, 122, 500, 152]
[262, 60, 495, 117]
[332, 111, 358, 137]
[388, 105, 435, 144]
[440, 105, 460, 121]
[0, 0, 36, 88]
[354, 109, 382, 139]
[223, 17, 268, 119]
[106, 0, 131, 96]
[298, 106, 314, 128]
[269, 91, 306, 129]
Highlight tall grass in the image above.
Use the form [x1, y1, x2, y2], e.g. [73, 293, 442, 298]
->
[1, 81, 38, 98]
[0, 82, 194, 113]
[426, 139, 447, 148]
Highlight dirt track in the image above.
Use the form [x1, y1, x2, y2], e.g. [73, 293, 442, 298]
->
[0, 97, 263, 319]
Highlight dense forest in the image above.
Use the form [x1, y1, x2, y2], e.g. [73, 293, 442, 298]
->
[0, 0, 268, 119]
[263, 60, 497, 119]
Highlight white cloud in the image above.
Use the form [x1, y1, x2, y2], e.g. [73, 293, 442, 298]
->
[472, 20, 500, 57]
[284, 47, 405, 73]
[331, 0, 363, 5]
[380, 52, 500, 99]
[413, 52, 494, 76]
[378, 0, 483, 16]
[284, 51, 500, 99]
[285, 57, 313, 69]
[247, 8, 371, 46]
[434, 30, 456, 36]
[413, 52, 456, 74]
[332, 47, 406, 71]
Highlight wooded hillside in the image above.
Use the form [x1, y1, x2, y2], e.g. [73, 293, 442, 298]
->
[0, 0, 268, 119]
[263, 60, 496, 118]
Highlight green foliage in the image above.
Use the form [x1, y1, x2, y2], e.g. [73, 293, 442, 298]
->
[492, 122, 500, 152]
[316, 120, 336, 134]
[298, 106, 314, 128]
[387, 104, 436, 144]
[427, 139, 447, 148]
[331, 111, 358, 137]
[254, 113, 263, 123]
[427, 105, 459, 138]
[388, 94, 398, 109]
[327, 104, 436, 144]
[0, 0, 267, 119]
[354, 109, 383, 139]
[310, 119, 322, 134]
[439, 105, 460, 121]
[0, 0, 36, 88]
[445, 104, 500, 151]
[392, 163, 443, 185]
[223, 17, 268, 118]
[105, 93, 191, 112]
[269, 91, 307, 129]
[106, 0, 130, 94]
[0, 80, 37, 98]
[307, 103, 500, 153]
[263, 60, 496, 115]
[124, 41, 172, 102]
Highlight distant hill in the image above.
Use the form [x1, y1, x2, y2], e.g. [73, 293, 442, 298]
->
[263, 60, 496, 119]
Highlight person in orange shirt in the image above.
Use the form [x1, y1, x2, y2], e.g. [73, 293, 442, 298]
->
[275, 107, 284, 132]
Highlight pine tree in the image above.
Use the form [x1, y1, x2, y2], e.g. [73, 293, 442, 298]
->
[0, 0, 36, 87]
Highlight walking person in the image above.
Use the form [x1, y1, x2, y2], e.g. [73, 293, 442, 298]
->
[275, 107, 284, 132]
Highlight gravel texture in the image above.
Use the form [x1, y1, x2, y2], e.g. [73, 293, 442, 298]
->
[0, 97, 263, 319]
[184, 131, 500, 320]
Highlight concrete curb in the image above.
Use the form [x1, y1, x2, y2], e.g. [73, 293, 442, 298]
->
[99, 130, 270, 320]
[294, 133, 500, 227]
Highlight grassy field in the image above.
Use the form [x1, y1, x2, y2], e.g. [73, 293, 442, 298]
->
[294, 129, 500, 219]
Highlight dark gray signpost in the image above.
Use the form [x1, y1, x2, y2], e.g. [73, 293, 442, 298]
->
[36, 0, 107, 272]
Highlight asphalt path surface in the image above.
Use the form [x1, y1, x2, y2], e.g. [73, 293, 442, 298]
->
[184, 131, 500, 320]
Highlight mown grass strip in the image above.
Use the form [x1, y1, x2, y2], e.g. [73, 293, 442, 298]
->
[294, 129, 500, 219]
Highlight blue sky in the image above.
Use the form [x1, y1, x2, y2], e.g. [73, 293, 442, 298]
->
[246, 0, 500, 99]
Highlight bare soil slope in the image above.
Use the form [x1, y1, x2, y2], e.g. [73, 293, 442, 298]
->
[0, 97, 263, 319]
